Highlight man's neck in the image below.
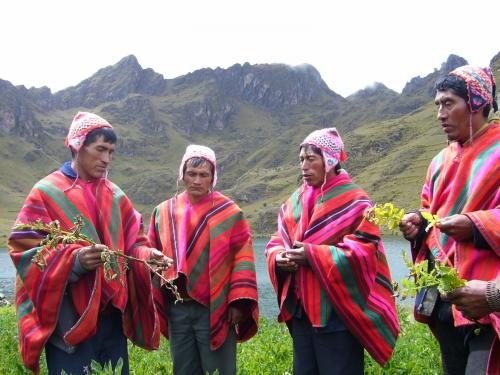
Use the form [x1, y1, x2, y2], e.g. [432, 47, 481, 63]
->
[70, 160, 94, 181]
[186, 192, 210, 205]
[460, 114, 488, 145]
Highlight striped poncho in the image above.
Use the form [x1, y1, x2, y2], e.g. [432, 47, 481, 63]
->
[8, 170, 160, 374]
[414, 121, 499, 373]
[148, 191, 258, 350]
[266, 172, 399, 366]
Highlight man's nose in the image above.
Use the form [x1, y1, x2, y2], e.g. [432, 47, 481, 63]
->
[437, 105, 447, 121]
[102, 152, 112, 164]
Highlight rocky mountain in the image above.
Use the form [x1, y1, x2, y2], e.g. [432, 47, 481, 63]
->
[53, 55, 167, 109]
[0, 79, 46, 142]
[0, 52, 498, 245]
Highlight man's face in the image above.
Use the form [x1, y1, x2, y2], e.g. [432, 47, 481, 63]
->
[435, 89, 471, 143]
[183, 161, 213, 203]
[299, 147, 325, 187]
[75, 136, 115, 180]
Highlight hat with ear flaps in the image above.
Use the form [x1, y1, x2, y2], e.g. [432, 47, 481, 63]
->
[178, 145, 218, 189]
[450, 65, 498, 113]
[65, 112, 113, 152]
[300, 127, 347, 173]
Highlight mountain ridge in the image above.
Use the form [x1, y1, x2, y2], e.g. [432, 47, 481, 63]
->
[0, 52, 498, 245]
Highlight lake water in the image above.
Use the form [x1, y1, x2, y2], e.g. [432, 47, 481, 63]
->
[0, 236, 411, 317]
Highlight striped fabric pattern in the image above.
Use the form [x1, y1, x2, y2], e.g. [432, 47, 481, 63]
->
[8, 170, 160, 374]
[266, 173, 399, 365]
[148, 191, 258, 350]
[416, 121, 500, 373]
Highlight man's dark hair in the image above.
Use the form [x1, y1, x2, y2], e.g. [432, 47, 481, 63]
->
[70, 127, 117, 157]
[435, 75, 491, 117]
[84, 127, 117, 146]
[300, 144, 322, 156]
[183, 157, 214, 176]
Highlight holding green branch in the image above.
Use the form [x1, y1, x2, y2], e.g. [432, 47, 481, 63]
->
[393, 65, 500, 375]
[365, 202, 465, 299]
[14, 216, 181, 300]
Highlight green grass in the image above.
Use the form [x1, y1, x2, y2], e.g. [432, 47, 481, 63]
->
[0, 306, 441, 374]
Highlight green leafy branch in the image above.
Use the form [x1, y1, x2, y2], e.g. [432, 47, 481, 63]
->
[14, 216, 183, 303]
[393, 251, 466, 300]
[421, 211, 440, 232]
[365, 203, 405, 232]
[365, 203, 440, 233]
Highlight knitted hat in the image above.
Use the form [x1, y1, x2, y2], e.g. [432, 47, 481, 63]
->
[178, 145, 217, 188]
[65, 112, 113, 151]
[450, 65, 498, 113]
[300, 127, 347, 173]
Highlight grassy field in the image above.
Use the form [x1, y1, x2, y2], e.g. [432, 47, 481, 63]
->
[0, 306, 442, 374]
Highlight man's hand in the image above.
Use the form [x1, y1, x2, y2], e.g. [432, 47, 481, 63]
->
[442, 280, 491, 320]
[275, 247, 298, 272]
[399, 212, 423, 241]
[285, 241, 308, 266]
[227, 306, 244, 325]
[436, 214, 473, 242]
[149, 249, 173, 271]
[78, 244, 108, 271]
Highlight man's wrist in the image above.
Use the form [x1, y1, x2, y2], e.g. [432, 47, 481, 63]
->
[485, 280, 500, 312]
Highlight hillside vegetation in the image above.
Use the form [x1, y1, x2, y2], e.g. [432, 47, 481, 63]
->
[0, 52, 499, 245]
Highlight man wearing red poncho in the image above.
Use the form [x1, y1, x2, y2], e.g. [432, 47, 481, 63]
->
[400, 65, 499, 375]
[148, 145, 258, 375]
[266, 128, 399, 374]
[8, 112, 169, 374]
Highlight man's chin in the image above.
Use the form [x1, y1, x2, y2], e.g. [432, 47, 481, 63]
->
[188, 189, 209, 196]
[445, 134, 457, 142]
[91, 172, 106, 180]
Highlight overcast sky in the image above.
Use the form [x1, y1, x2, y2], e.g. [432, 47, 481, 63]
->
[1, 0, 499, 97]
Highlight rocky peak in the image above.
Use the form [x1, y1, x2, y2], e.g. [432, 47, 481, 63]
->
[54, 55, 166, 109]
[440, 54, 468, 73]
[214, 62, 335, 109]
[0, 79, 45, 140]
[172, 62, 340, 110]
[116, 54, 142, 71]
[402, 54, 468, 97]
[27, 86, 56, 111]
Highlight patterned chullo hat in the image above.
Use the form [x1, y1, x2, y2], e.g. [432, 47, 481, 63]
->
[65, 112, 113, 152]
[450, 65, 498, 113]
[300, 127, 347, 173]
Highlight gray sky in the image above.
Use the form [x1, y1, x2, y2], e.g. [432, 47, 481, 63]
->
[1, 0, 499, 97]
